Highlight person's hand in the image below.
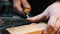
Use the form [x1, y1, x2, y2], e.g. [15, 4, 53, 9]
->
[26, 2, 60, 34]
[56, 28, 60, 34]
[14, 0, 31, 17]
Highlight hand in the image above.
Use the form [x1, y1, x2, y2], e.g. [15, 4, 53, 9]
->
[13, 0, 31, 17]
[26, 2, 60, 34]
[56, 28, 60, 34]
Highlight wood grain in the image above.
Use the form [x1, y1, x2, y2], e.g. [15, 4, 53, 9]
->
[7, 23, 47, 34]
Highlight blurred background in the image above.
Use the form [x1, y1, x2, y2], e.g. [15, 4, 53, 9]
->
[0, 0, 60, 34]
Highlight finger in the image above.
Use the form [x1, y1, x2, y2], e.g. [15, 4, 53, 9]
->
[43, 26, 54, 34]
[48, 16, 60, 34]
[48, 16, 59, 34]
[56, 28, 60, 34]
[13, 0, 23, 12]
[21, 0, 31, 10]
[26, 10, 49, 22]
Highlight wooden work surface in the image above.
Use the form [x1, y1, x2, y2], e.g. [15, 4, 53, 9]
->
[7, 23, 47, 34]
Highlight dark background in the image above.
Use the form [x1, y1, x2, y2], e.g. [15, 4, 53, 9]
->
[57, 0, 60, 1]
[27, 0, 56, 16]
[0, 0, 59, 17]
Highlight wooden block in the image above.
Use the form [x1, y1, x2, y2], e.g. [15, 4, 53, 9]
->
[26, 30, 43, 34]
[7, 23, 46, 34]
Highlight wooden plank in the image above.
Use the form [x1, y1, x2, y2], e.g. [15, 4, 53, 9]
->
[26, 30, 43, 34]
[7, 23, 47, 34]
